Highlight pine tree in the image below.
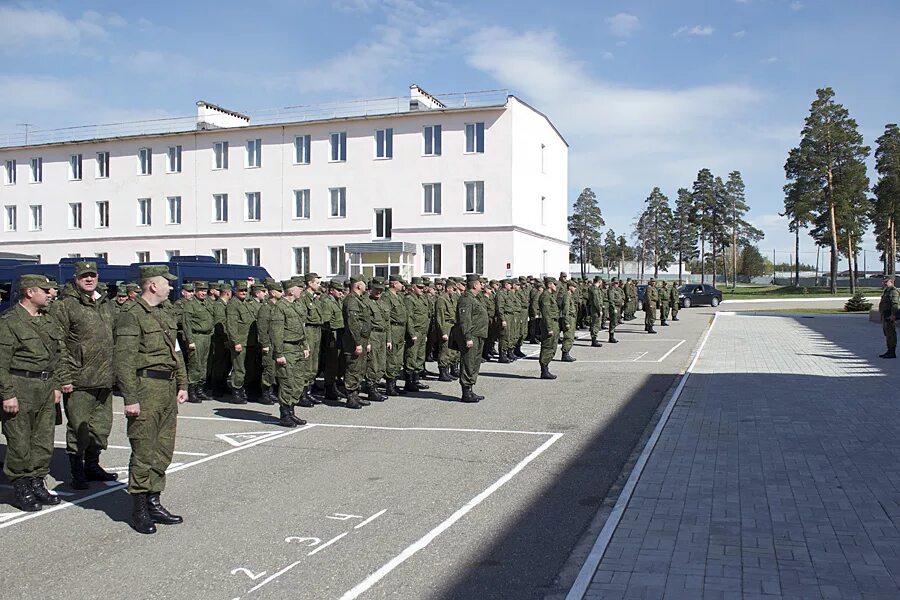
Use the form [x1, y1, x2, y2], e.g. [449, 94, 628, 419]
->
[673, 187, 699, 283]
[691, 168, 717, 284]
[783, 147, 816, 285]
[725, 171, 764, 288]
[637, 187, 675, 278]
[873, 124, 900, 276]
[568, 188, 605, 279]
[602, 229, 620, 275]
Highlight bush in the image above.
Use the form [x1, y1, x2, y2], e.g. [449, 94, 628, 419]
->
[844, 291, 873, 312]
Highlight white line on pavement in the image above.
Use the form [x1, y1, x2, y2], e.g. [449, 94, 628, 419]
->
[338, 432, 564, 600]
[52, 440, 208, 457]
[564, 313, 719, 600]
[314, 423, 562, 436]
[656, 339, 686, 362]
[355, 509, 387, 529]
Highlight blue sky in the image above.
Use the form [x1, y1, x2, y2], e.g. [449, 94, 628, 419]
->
[2, 0, 899, 269]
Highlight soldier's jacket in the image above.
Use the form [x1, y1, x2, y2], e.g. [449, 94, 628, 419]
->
[181, 297, 215, 344]
[625, 282, 637, 300]
[256, 300, 276, 350]
[0, 304, 64, 400]
[113, 298, 187, 401]
[607, 285, 625, 308]
[587, 285, 604, 316]
[659, 286, 671, 306]
[539, 289, 561, 337]
[481, 290, 497, 320]
[343, 293, 373, 349]
[367, 295, 392, 345]
[210, 298, 227, 336]
[269, 298, 307, 360]
[435, 292, 456, 336]
[529, 287, 542, 318]
[299, 289, 324, 326]
[457, 290, 489, 341]
[881, 287, 900, 317]
[385, 290, 408, 330]
[643, 285, 659, 308]
[173, 297, 189, 330]
[51, 285, 115, 389]
[225, 298, 256, 347]
[557, 286, 571, 315]
[516, 288, 529, 314]
[495, 289, 515, 322]
[564, 289, 577, 323]
[404, 293, 430, 338]
[321, 294, 344, 330]
[669, 285, 679, 306]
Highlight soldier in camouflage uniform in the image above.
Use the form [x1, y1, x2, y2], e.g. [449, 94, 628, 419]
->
[403, 278, 430, 393]
[342, 278, 373, 409]
[496, 280, 516, 363]
[364, 278, 389, 402]
[270, 279, 310, 425]
[173, 283, 193, 354]
[514, 277, 529, 357]
[587, 276, 604, 347]
[383, 275, 408, 396]
[255, 281, 281, 405]
[208, 283, 231, 397]
[560, 281, 578, 362]
[321, 280, 347, 401]
[297, 273, 324, 405]
[670, 281, 681, 322]
[529, 279, 544, 345]
[181, 281, 215, 403]
[539, 278, 560, 380]
[435, 281, 460, 380]
[643, 279, 659, 334]
[606, 278, 624, 343]
[456, 274, 488, 403]
[624, 278, 638, 321]
[225, 281, 256, 404]
[659, 281, 671, 327]
[880, 277, 899, 359]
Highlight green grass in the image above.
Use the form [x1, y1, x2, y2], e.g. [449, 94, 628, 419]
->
[721, 285, 875, 299]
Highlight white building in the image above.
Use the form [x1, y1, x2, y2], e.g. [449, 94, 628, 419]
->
[0, 86, 568, 280]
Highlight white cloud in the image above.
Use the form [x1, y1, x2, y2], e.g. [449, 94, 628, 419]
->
[605, 13, 641, 38]
[761, 56, 780, 64]
[0, 6, 124, 55]
[733, 30, 747, 38]
[674, 25, 715, 37]
[790, 1, 804, 11]
[600, 51, 614, 61]
[0, 75, 83, 111]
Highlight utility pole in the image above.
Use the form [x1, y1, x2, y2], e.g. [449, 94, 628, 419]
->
[17, 123, 32, 145]
[773, 249, 777, 285]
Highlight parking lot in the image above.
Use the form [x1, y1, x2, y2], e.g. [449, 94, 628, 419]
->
[0, 307, 714, 600]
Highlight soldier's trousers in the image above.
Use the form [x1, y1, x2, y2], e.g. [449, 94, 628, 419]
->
[438, 336, 459, 368]
[660, 303, 670, 322]
[366, 331, 387, 383]
[126, 378, 177, 494]
[671, 303, 680, 320]
[404, 331, 427, 373]
[386, 326, 406, 378]
[459, 338, 485, 387]
[626, 299, 636, 319]
[499, 319, 514, 351]
[884, 318, 897, 350]
[517, 311, 528, 345]
[229, 347, 248, 388]
[323, 329, 344, 385]
[64, 387, 113, 456]
[261, 352, 276, 389]
[608, 306, 621, 339]
[645, 305, 657, 328]
[589, 312, 602, 339]
[275, 345, 304, 407]
[209, 333, 230, 389]
[2, 376, 55, 481]
[344, 345, 369, 392]
[303, 325, 322, 386]
[187, 333, 212, 385]
[539, 328, 558, 366]
[561, 318, 576, 353]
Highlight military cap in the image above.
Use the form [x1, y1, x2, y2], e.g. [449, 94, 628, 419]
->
[544, 277, 559, 286]
[328, 279, 345, 290]
[181, 282, 195, 292]
[559, 272, 568, 278]
[370, 277, 386, 291]
[116, 287, 128, 297]
[288, 277, 306, 289]
[304, 272, 321, 283]
[434, 278, 446, 285]
[348, 276, 361, 286]
[194, 281, 209, 290]
[250, 284, 265, 292]
[125, 283, 140, 293]
[97, 282, 108, 291]
[266, 280, 283, 291]
[74, 261, 98, 277]
[518, 276, 527, 283]
[138, 265, 176, 282]
[421, 277, 431, 285]
[648, 278, 656, 283]
[567, 280, 578, 288]
[280, 279, 293, 289]
[235, 280, 248, 291]
[219, 283, 233, 292]
[611, 277, 619, 283]
[410, 276, 424, 286]
[593, 276, 601, 282]
[18, 274, 54, 290]
[465, 274, 480, 283]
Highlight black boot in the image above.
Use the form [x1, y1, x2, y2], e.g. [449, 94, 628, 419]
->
[673, 316, 680, 321]
[297, 385, 315, 408]
[84, 448, 118, 482]
[438, 367, 453, 382]
[366, 381, 386, 402]
[147, 492, 183, 525]
[561, 352, 576, 362]
[231, 386, 248, 404]
[30, 477, 61, 506]
[508, 349, 519, 362]
[647, 326, 658, 334]
[324, 382, 344, 402]
[12, 478, 41, 512]
[540, 364, 557, 380]
[289, 405, 307, 425]
[68, 454, 88, 490]
[450, 363, 460, 378]
[608, 336, 619, 344]
[514, 344, 526, 358]
[306, 384, 322, 405]
[346, 390, 363, 409]
[472, 388, 485, 401]
[661, 320, 669, 326]
[196, 383, 214, 402]
[259, 386, 276, 405]
[278, 404, 298, 428]
[591, 338, 603, 347]
[460, 385, 480, 403]
[384, 378, 399, 396]
[404, 372, 419, 393]
[187, 384, 202, 403]
[130, 493, 157, 534]
[414, 371, 429, 390]
[498, 350, 511, 364]
[881, 348, 897, 359]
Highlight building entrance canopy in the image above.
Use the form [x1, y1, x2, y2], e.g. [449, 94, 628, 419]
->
[345, 241, 415, 280]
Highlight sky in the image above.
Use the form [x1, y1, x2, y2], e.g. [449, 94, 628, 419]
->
[2, 0, 899, 270]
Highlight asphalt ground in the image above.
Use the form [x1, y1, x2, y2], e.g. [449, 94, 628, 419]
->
[0, 306, 717, 600]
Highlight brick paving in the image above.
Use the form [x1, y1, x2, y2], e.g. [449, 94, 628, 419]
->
[582, 313, 900, 600]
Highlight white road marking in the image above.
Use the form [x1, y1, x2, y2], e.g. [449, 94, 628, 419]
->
[565, 313, 719, 600]
[338, 432, 564, 600]
[53, 441, 207, 457]
[655, 339, 686, 362]
[0, 483, 74, 497]
[0, 512, 23, 523]
[313, 423, 562, 436]
[327, 513, 363, 521]
[355, 509, 387, 530]
[630, 352, 648, 362]
[215, 431, 284, 447]
[284, 536, 320, 546]
[307, 532, 348, 556]
[231, 568, 267, 581]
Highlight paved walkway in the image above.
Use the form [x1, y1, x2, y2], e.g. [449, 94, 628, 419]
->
[579, 312, 900, 600]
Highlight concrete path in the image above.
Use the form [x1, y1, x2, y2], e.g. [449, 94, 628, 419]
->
[572, 311, 900, 600]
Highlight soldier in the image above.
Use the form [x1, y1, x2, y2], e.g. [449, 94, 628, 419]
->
[607, 278, 624, 343]
[126, 283, 140, 302]
[321, 280, 347, 401]
[270, 279, 310, 425]
[495, 280, 516, 363]
[173, 283, 193, 354]
[364, 278, 389, 402]
[343, 278, 373, 409]
[52, 261, 118, 490]
[669, 280, 681, 322]
[113, 265, 187, 534]
[529, 278, 544, 345]
[560, 281, 578, 362]
[403, 277, 430, 393]
[514, 276, 530, 357]
[0, 275, 63, 512]
[113, 287, 130, 313]
[456, 274, 488, 403]
[659, 281, 671, 326]
[879, 276, 899, 359]
[435, 279, 459, 380]
[644, 279, 659, 334]
[297, 273, 324, 404]
[624, 278, 637, 320]
[587, 276, 604, 347]
[538, 278, 561, 379]
[225, 281, 256, 404]
[181, 281, 215, 403]
[384, 275, 408, 397]
[255, 281, 281, 405]
[208, 283, 231, 397]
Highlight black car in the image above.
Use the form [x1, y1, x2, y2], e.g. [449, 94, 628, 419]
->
[677, 283, 723, 308]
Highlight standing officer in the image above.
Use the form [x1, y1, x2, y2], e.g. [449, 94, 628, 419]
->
[538, 277, 560, 379]
[365, 278, 389, 402]
[496, 279, 515, 363]
[256, 281, 281, 405]
[208, 284, 231, 397]
[321, 280, 347, 401]
[114, 265, 187, 534]
[879, 276, 899, 359]
[659, 281, 671, 327]
[343, 278, 373, 409]
[669, 281, 681, 322]
[270, 279, 310, 425]
[403, 278, 430, 393]
[384, 275, 408, 396]
[624, 278, 637, 320]
[182, 281, 215, 403]
[225, 281, 255, 404]
[644, 278, 659, 334]
[515, 276, 530, 357]
[529, 278, 544, 345]
[435, 280, 459, 380]
[587, 276, 604, 347]
[297, 273, 324, 404]
[560, 281, 578, 362]
[607, 278, 624, 343]
[173, 283, 193, 354]
[0, 275, 63, 512]
[53, 260, 118, 490]
[455, 274, 488, 403]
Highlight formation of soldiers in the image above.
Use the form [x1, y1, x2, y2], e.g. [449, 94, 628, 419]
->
[0, 262, 685, 534]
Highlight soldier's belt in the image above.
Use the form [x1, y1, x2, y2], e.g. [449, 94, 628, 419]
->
[136, 369, 174, 380]
[304, 323, 322, 328]
[8, 368, 52, 381]
[284, 339, 302, 345]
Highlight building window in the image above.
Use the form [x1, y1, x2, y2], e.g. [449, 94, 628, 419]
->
[4, 160, 15, 185]
[137, 198, 152, 226]
[213, 193, 229, 223]
[465, 181, 485, 213]
[69, 202, 82, 229]
[68, 253, 81, 259]
[96, 151, 110, 178]
[96, 201, 109, 228]
[30, 158, 42, 183]
[329, 187, 346, 218]
[212, 249, 228, 264]
[465, 122, 485, 154]
[328, 246, 346, 276]
[138, 148, 152, 175]
[245, 192, 261, 221]
[293, 189, 310, 219]
[293, 247, 310, 275]
[374, 208, 392, 240]
[213, 141, 229, 170]
[245, 248, 260, 267]
[167, 145, 182, 173]
[375, 128, 393, 159]
[541, 196, 546, 225]
[423, 125, 442, 156]
[423, 183, 441, 215]
[136, 251, 150, 263]
[246, 138, 261, 168]
[4, 206, 17, 232]
[330, 132, 347, 162]
[465, 243, 484, 274]
[294, 135, 310, 164]
[423, 244, 441, 275]
[167, 196, 182, 225]
[29, 205, 43, 231]
[67, 155, 83, 180]
[165, 249, 180, 260]
[96, 252, 108, 261]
